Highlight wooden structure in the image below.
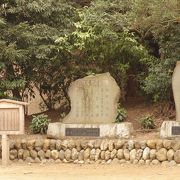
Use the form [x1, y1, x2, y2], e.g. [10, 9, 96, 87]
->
[0, 99, 28, 166]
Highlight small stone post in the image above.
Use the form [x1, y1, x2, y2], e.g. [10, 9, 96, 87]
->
[2, 134, 9, 166]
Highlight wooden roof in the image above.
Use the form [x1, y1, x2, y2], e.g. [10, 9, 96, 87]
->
[0, 99, 28, 106]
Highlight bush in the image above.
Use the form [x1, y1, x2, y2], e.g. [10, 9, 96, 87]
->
[30, 114, 51, 134]
[140, 114, 155, 129]
[115, 104, 127, 123]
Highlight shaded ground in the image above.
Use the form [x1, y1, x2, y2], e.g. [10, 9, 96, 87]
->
[0, 162, 179, 180]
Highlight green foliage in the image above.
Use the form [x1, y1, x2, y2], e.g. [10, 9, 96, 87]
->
[30, 114, 50, 134]
[115, 104, 127, 123]
[140, 114, 156, 129]
[0, 0, 179, 109]
[67, 0, 150, 98]
[129, 0, 180, 102]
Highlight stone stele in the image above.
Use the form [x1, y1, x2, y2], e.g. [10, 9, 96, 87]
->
[63, 72, 120, 124]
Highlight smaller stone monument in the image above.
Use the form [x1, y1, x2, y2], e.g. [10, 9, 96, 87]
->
[160, 61, 180, 138]
[48, 73, 133, 138]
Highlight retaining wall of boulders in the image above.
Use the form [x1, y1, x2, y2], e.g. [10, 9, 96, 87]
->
[2, 138, 180, 166]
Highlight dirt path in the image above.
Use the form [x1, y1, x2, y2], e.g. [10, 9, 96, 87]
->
[0, 162, 179, 180]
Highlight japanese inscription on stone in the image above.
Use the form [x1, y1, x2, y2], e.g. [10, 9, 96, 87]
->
[172, 126, 180, 135]
[63, 73, 120, 124]
[65, 128, 100, 137]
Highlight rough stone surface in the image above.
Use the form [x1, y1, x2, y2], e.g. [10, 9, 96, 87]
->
[169, 160, 176, 166]
[49, 140, 56, 150]
[35, 139, 43, 151]
[78, 150, 84, 161]
[88, 140, 95, 149]
[38, 150, 45, 160]
[124, 149, 130, 160]
[51, 150, 59, 160]
[128, 140, 134, 150]
[100, 151, 105, 160]
[110, 149, 117, 159]
[100, 140, 108, 151]
[105, 151, 111, 160]
[139, 159, 145, 165]
[10, 149, 18, 159]
[63, 73, 120, 124]
[147, 140, 156, 149]
[59, 150, 65, 160]
[67, 140, 76, 150]
[167, 149, 174, 161]
[174, 150, 180, 163]
[171, 140, 180, 151]
[163, 140, 172, 149]
[156, 140, 163, 150]
[130, 149, 136, 162]
[156, 148, 167, 161]
[30, 150, 37, 159]
[27, 140, 35, 150]
[108, 140, 114, 151]
[90, 149, 96, 160]
[8, 138, 180, 166]
[117, 149, 124, 159]
[142, 147, 150, 160]
[15, 140, 22, 150]
[136, 149, 143, 160]
[151, 159, 160, 165]
[43, 139, 50, 151]
[150, 149, 156, 160]
[84, 148, 90, 160]
[140, 141, 146, 149]
[55, 140, 61, 150]
[65, 149, 71, 161]
[21, 139, 27, 149]
[95, 149, 101, 161]
[23, 150, 30, 160]
[18, 149, 24, 159]
[45, 150, 51, 159]
[114, 140, 125, 149]
[72, 148, 78, 160]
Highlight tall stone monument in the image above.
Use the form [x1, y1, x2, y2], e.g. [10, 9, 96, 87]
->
[63, 73, 120, 124]
[160, 61, 180, 138]
[47, 73, 133, 138]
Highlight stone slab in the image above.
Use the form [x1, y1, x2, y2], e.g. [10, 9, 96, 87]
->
[47, 122, 133, 139]
[160, 121, 180, 138]
[63, 73, 120, 124]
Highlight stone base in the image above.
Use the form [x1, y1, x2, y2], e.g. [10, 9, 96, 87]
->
[47, 123, 133, 139]
[160, 121, 180, 139]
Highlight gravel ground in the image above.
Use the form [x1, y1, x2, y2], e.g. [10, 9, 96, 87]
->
[0, 162, 179, 180]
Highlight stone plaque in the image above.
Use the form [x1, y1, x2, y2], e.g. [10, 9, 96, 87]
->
[172, 126, 180, 135]
[65, 128, 100, 137]
[63, 73, 120, 124]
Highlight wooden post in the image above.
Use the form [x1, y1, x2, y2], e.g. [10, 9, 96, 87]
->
[2, 134, 9, 166]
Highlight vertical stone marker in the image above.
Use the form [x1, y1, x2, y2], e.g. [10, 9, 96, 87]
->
[48, 73, 133, 138]
[0, 99, 28, 166]
[160, 61, 180, 138]
[64, 72, 120, 124]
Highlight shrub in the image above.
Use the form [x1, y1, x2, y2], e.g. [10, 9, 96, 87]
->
[140, 114, 155, 129]
[30, 114, 51, 134]
[115, 104, 127, 123]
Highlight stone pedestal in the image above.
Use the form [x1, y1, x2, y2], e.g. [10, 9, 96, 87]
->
[160, 121, 180, 139]
[47, 122, 134, 139]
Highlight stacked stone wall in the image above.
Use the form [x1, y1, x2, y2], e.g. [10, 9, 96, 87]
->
[1, 139, 180, 166]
